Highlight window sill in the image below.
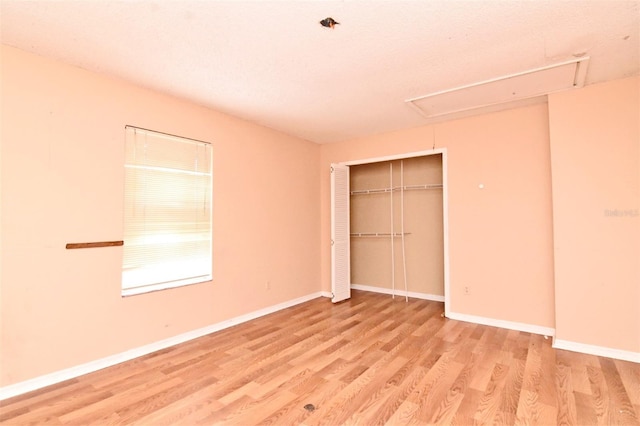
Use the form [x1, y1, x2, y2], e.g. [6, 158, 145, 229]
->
[121, 275, 211, 297]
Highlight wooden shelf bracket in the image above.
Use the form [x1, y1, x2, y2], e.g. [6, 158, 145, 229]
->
[65, 241, 124, 249]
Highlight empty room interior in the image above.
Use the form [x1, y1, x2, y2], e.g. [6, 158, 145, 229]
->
[0, 1, 638, 425]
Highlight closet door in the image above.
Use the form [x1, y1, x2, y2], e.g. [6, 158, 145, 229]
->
[331, 164, 351, 303]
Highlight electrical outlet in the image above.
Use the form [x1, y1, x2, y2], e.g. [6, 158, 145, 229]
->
[464, 286, 470, 295]
[266, 281, 271, 290]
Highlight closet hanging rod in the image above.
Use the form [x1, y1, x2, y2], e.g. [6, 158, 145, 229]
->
[350, 188, 392, 195]
[350, 232, 411, 237]
[403, 184, 443, 190]
[350, 184, 442, 195]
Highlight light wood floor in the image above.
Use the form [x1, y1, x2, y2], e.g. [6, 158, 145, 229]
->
[1, 290, 639, 425]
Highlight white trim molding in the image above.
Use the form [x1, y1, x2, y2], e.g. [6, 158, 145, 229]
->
[351, 284, 445, 302]
[340, 148, 450, 317]
[447, 311, 556, 337]
[0, 291, 325, 401]
[553, 339, 640, 363]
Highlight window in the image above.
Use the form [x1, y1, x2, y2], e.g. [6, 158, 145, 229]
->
[122, 126, 212, 296]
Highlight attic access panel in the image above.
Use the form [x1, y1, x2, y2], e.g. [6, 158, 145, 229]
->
[406, 57, 589, 119]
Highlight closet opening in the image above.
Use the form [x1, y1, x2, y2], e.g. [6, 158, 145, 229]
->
[331, 149, 449, 316]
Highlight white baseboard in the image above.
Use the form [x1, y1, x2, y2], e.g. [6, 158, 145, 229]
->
[320, 291, 333, 298]
[553, 339, 640, 363]
[351, 284, 445, 302]
[446, 311, 556, 337]
[0, 291, 325, 401]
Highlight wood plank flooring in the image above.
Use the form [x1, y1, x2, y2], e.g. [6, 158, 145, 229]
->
[1, 290, 638, 425]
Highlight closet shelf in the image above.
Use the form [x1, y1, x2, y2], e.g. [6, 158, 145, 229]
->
[350, 183, 442, 195]
[350, 232, 411, 238]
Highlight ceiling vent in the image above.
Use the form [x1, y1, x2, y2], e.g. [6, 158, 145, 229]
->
[406, 57, 589, 120]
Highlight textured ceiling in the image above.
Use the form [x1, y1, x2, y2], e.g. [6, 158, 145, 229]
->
[1, 1, 638, 144]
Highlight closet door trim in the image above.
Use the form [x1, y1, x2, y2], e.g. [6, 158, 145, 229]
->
[331, 163, 351, 303]
[338, 148, 450, 317]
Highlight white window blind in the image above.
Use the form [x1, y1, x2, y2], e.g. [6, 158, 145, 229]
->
[122, 126, 212, 296]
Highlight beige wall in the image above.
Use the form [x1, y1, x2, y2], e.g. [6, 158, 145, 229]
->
[321, 77, 639, 355]
[549, 76, 640, 353]
[0, 45, 321, 387]
[1, 44, 637, 389]
[321, 103, 556, 329]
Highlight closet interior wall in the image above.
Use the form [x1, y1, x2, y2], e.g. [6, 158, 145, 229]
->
[350, 155, 444, 298]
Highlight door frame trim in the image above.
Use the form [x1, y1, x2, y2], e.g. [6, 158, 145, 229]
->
[338, 148, 450, 317]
